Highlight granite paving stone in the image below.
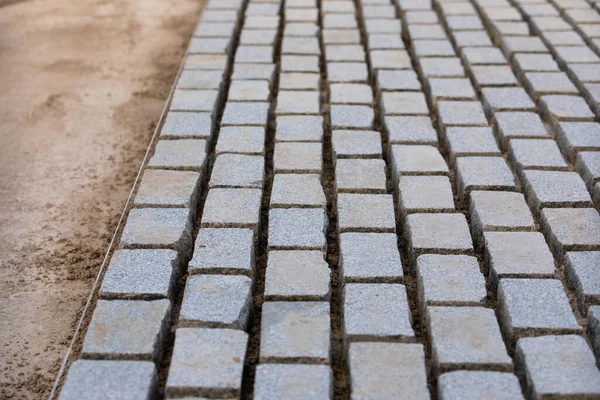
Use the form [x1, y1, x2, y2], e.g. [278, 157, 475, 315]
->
[419, 57, 465, 77]
[215, 126, 265, 155]
[160, 112, 213, 139]
[437, 371, 525, 400]
[254, 364, 332, 400]
[493, 112, 550, 148]
[515, 335, 600, 400]
[188, 228, 254, 275]
[337, 193, 396, 233]
[135, 170, 201, 208]
[202, 187, 262, 231]
[339, 232, 403, 283]
[170, 90, 219, 113]
[210, 154, 265, 189]
[444, 127, 501, 164]
[522, 170, 592, 213]
[437, 101, 488, 128]
[507, 139, 569, 173]
[577, 151, 600, 188]
[498, 278, 581, 344]
[426, 307, 512, 373]
[166, 328, 247, 398]
[404, 213, 474, 264]
[335, 159, 387, 193]
[332, 130, 381, 158]
[148, 139, 207, 171]
[555, 121, 600, 161]
[268, 208, 326, 251]
[481, 87, 536, 114]
[391, 145, 449, 177]
[540, 95, 595, 122]
[260, 301, 330, 363]
[344, 283, 414, 342]
[455, 157, 516, 204]
[270, 174, 326, 208]
[348, 343, 430, 400]
[330, 105, 374, 129]
[221, 101, 270, 126]
[100, 249, 178, 300]
[376, 70, 421, 93]
[59, 360, 157, 400]
[398, 175, 456, 215]
[82, 299, 171, 361]
[565, 251, 600, 314]
[275, 115, 323, 142]
[384, 116, 438, 145]
[264, 250, 330, 301]
[273, 142, 322, 173]
[416, 255, 487, 309]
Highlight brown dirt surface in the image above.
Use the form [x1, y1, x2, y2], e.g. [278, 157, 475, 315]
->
[0, 0, 203, 398]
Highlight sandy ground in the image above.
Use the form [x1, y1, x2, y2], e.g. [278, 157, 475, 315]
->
[0, 0, 203, 398]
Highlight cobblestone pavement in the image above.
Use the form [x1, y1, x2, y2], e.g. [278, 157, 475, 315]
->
[57, 0, 600, 398]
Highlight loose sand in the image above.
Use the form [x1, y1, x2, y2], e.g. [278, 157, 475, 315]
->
[0, 0, 203, 397]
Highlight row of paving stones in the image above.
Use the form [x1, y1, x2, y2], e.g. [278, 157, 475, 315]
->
[58, 0, 600, 399]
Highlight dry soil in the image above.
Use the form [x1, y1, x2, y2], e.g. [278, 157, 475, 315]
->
[0, 0, 203, 398]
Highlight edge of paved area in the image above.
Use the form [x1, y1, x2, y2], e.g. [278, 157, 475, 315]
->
[47, 8, 206, 400]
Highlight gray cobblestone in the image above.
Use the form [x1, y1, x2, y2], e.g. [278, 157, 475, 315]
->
[135, 169, 200, 208]
[522, 170, 591, 212]
[438, 371, 525, 400]
[276, 115, 323, 142]
[268, 208, 326, 251]
[277, 90, 320, 115]
[493, 112, 550, 148]
[437, 101, 488, 128]
[445, 127, 501, 164]
[260, 301, 330, 363]
[240, 29, 277, 46]
[348, 342, 430, 400]
[166, 328, 247, 398]
[470, 190, 535, 246]
[282, 55, 320, 72]
[171, 90, 219, 113]
[369, 33, 405, 49]
[515, 335, 600, 400]
[427, 306, 512, 373]
[188, 228, 254, 275]
[524, 72, 579, 99]
[82, 299, 170, 361]
[201, 188, 262, 230]
[413, 39, 456, 57]
[228, 80, 270, 101]
[540, 95, 595, 122]
[188, 37, 232, 55]
[404, 213, 474, 263]
[398, 175, 456, 214]
[254, 364, 332, 400]
[210, 154, 265, 189]
[325, 44, 365, 62]
[121, 208, 192, 254]
[417, 255, 486, 309]
[330, 105, 375, 129]
[327, 62, 369, 82]
[508, 139, 568, 173]
[324, 29, 361, 44]
[221, 101, 270, 126]
[470, 65, 519, 89]
[384, 116, 438, 145]
[380, 92, 429, 115]
[330, 83, 372, 105]
[455, 157, 516, 203]
[577, 151, 600, 188]
[274, 142, 322, 173]
[60, 360, 157, 400]
[541, 207, 600, 257]
[179, 275, 252, 329]
[245, 16, 280, 29]
[446, 15, 484, 30]
[216, 126, 265, 155]
[461, 47, 507, 67]
[565, 251, 600, 314]
[428, 78, 477, 104]
[555, 121, 600, 161]
[337, 193, 396, 233]
[452, 30, 494, 48]
[376, 70, 421, 93]
[335, 159, 386, 193]
[286, 22, 319, 37]
[161, 111, 213, 139]
[264, 250, 329, 301]
[184, 54, 228, 71]
[339, 232, 403, 282]
[501, 36, 548, 57]
[344, 283, 414, 342]
[370, 49, 412, 70]
[271, 174, 325, 208]
[498, 278, 581, 344]
[100, 249, 178, 300]
[513, 53, 560, 76]
[419, 57, 465, 77]
[391, 145, 449, 176]
[481, 87, 536, 114]
[484, 231, 556, 289]
[332, 130, 381, 158]
[232, 63, 276, 83]
[408, 24, 447, 39]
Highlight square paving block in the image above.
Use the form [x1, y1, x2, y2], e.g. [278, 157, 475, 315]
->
[201, 188, 262, 231]
[160, 112, 213, 139]
[565, 251, 600, 314]
[82, 299, 171, 361]
[522, 170, 591, 213]
[275, 115, 323, 142]
[268, 208, 326, 251]
[540, 208, 600, 258]
[264, 250, 330, 301]
[437, 371, 525, 400]
[498, 279, 581, 345]
[455, 157, 516, 205]
[254, 364, 332, 400]
[337, 193, 396, 233]
[398, 175, 455, 215]
[210, 154, 265, 189]
[166, 328, 247, 398]
[332, 130, 382, 158]
[260, 301, 330, 363]
[270, 174, 326, 208]
[330, 105, 375, 129]
[335, 159, 387, 193]
[493, 112, 549, 149]
[215, 126, 265, 156]
[344, 283, 414, 342]
[188, 228, 254, 275]
[384, 116, 438, 145]
[273, 142, 322, 173]
[507, 139, 568, 174]
[135, 170, 201, 208]
[339, 232, 403, 283]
